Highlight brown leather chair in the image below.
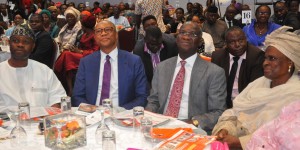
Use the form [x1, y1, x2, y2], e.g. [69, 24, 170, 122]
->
[118, 27, 136, 52]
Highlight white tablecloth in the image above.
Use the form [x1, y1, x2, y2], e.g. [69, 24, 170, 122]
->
[0, 118, 210, 150]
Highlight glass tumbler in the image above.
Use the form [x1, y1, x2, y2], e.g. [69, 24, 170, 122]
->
[18, 102, 30, 121]
[132, 106, 144, 129]
[102, 130, 116, 150]
[140, 117, 153, 139]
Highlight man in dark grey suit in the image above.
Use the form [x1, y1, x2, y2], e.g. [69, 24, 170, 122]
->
[146, 22, 227, 132]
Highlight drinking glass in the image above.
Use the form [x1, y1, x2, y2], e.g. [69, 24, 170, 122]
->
[10, 110, 27, 146]
[18, 102, 30, 120]
[102, 99, 113, 116]
[95, 106, 109, 145]
[133, 106, 144, 129]
[140, 117, 153, 140]
[54, 120, 67, 149]
[61, 96, 71, 112]
[102, 130, 116, 150]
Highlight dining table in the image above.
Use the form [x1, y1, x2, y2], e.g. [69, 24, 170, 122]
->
[0, 107, 211, 150]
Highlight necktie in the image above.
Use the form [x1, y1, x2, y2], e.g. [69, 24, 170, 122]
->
[228, 21, 232, 27]
[100, 55, 111, 105]
[151, 53, 160, 70]
[164, 60, 186, 118]
[227, 56, 239, 108]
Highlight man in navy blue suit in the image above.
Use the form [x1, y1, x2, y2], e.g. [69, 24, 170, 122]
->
[72, 20, 148, 109]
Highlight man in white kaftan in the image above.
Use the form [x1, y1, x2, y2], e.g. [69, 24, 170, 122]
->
[0, 59, 66, 107]
[0, 24, 66, 110]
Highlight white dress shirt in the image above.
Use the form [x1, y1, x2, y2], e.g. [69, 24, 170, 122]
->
[164, 53, 198, 119]
[225, 17, 232, 28]
[96, 48, 119, 107]
[229, 52, 246, 100]
[202, 32, 215, 53]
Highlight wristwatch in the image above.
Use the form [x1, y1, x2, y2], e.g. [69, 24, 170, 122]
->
[192, 119, 199, 127]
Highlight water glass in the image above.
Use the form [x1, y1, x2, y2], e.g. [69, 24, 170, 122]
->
[140, 117, 153, 139]
[102, 130, 116, 150]
[95, 106, 109, 145]
[10, 110, 27, 146]
[18, 102, 30, 120]
[61, 96, 71, 112]
[102, 99, 113, 116]
[133, 106, 144, 128]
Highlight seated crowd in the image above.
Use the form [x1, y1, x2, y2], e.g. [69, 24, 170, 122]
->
[0, 0, 299, 149]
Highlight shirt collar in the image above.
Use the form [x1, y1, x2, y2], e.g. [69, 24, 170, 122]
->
[229, 51, 247, 60]
[100, 47, 118, 62]
[176, 53, 198, 67]
[144, 43, 164, 55]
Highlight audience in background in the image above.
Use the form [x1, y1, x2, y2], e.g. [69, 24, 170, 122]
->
[243, 5, 281, 50]
[270, 1, 300, 30]
[133, 26, 178, 87]
[187, 14, 215, 53]
[55, 14, 98, 96]
[168, 7, 185, 35]
[77, 3, 86, 12]
[202, 6, 227, 51]
[91, 1, 102, 15]
[220, 5, 242, 28]
[184, 2, 193, 19]
[28, 14, 54, 68]
[55, 7, 82, 52]
[135, 0, 166, 36]
[5, 11, 26, 37]
[108, 6, 130, 28]
[0, 4, 12, 30]
[40, 9, 60, 38]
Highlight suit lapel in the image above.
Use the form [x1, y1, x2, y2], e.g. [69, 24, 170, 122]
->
[118, 50, 127, 105]
[159, 43, 168, 61]
[162, 57, 177, 105]
[224, 52, 230, 78]
[90, 51, 101, 104]
[189, 57, 207, 99]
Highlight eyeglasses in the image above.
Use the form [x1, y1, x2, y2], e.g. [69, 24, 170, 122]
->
[95, 27, 114, 35]
[178, 31, 199, 38]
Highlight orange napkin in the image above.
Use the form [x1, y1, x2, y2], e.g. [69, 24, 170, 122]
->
[151, 128, 193, 139]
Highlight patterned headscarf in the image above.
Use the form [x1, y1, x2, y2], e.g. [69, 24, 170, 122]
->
[265, 26, 300, 70]
[11, 25, 35, 41]
[64, 7, 81, 21]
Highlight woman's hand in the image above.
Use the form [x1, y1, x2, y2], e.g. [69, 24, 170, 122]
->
[216, 129, 242, 148]
[69, 45, 82, 54]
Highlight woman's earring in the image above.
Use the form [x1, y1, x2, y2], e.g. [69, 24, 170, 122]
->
[288, 65, 291, 73]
